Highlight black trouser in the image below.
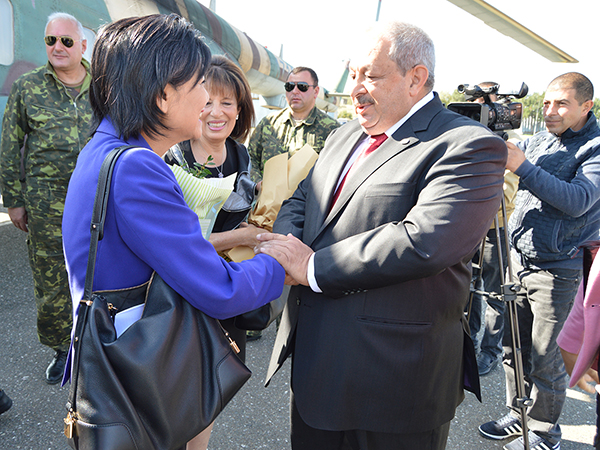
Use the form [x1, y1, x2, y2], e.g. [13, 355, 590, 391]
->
[290, 393, 450, 450]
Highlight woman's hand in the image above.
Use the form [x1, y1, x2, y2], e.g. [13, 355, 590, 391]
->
[577, 370, 599, 394]
[208, 223, 266, 253]
[561, 347, 599, 394]
[236, 222, 265, 248]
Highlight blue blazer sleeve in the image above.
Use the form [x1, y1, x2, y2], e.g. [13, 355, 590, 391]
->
[96, 148, 285, 319]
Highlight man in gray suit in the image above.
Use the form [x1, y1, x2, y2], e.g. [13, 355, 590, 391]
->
[257, 21, 507, 450]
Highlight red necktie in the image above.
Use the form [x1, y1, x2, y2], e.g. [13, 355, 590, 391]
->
[330, 133, 388, 210]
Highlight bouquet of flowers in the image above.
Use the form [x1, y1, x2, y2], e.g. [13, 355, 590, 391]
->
[227, 143, 318, 261]
[169, 152, 236, 239]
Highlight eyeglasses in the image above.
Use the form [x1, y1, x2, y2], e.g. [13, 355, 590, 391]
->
[284, 82, 316, 93]
[44, 35, 81, 48]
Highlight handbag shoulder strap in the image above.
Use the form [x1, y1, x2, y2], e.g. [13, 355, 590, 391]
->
[82, 145, 136, 301]
[65, 145, 135, 418]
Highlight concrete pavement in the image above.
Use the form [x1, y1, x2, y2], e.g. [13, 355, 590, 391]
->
[0, 199, 595, 449]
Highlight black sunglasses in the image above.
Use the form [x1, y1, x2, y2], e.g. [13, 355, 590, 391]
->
[44, 35, 80, 48]
[284, 82, 316, 93]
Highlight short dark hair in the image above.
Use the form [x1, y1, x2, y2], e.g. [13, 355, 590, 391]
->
[288, 66, 319, 86]
[90, 14, 211, 140]
[205, 55, 255, 142]
[548, 72, 594, 104]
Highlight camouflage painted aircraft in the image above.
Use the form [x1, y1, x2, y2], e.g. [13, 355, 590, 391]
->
[0, 0, 343, 124]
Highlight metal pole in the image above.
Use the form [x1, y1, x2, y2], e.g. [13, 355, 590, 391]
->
[498, 194, 532, 450]
[467, 239, 486, 324]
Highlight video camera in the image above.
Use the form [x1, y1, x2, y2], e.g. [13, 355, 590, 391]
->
[447, 82, 529, 137]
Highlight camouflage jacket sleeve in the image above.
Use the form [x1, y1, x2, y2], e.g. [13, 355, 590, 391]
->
[248, 108, 340, 182]
[310, 108, 341, 153]
[0, 78, 28, 208]
[248, 118, 266, 182]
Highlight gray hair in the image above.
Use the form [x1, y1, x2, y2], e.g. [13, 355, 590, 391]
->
[372, 22, 435, 91]
[46, 12, 85, 40]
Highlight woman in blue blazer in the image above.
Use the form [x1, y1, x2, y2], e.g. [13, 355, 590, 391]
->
[62, 14, 285, 448]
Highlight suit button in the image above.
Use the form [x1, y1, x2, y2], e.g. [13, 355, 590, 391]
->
[296, 298, 300, 305]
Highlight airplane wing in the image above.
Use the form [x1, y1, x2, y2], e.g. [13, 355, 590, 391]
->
[447, 0, 578, 63]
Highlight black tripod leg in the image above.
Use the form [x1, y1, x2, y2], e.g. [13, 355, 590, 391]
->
[498, 194, 532, 450]
[467, 238, 487, 325]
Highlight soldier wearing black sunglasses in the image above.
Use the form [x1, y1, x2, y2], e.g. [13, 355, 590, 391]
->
[284, 81, 317, 93]
[0, 12, 92, 385]
[248, 66, 340, 184]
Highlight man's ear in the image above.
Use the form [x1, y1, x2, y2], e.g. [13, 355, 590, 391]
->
[582, 99, 594, 116]
[409, 65, 429, 96]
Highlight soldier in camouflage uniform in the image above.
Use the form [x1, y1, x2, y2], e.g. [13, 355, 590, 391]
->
[248, 66, 340, 182]
[0, 13, 91, 384]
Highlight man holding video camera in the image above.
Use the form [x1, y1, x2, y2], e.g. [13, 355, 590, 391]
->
[479, 72, 600, 450]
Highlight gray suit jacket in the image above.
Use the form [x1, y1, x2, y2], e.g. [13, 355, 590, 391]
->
[268, 94, 506, 434]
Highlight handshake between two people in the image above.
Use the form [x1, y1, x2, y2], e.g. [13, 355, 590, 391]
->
[254, 233, 313, 287]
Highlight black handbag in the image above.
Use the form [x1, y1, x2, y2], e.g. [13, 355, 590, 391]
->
[64, 145, 251, 450]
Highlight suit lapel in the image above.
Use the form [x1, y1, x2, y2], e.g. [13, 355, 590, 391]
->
[304, 125, 365, 245]
[319, 127, 366, 212]
[309, 94, 444, 245]
[320, 123, 419, 231]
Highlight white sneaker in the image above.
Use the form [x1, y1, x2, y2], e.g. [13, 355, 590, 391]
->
[503, 431, 560, 450]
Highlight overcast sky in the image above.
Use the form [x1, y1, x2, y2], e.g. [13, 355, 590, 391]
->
[199, 0, 600, 97]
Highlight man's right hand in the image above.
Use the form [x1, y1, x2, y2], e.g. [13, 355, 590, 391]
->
[506, 141, 526, 172]
[255, 232, 312, 286]
[8, 207, 28, 232]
